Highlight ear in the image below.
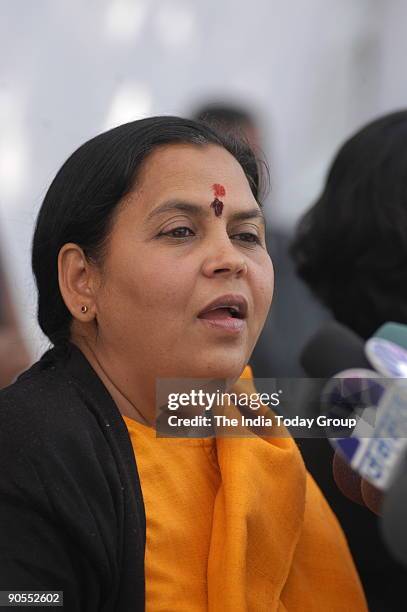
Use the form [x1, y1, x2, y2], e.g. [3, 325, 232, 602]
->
[58, 243, 98, 322]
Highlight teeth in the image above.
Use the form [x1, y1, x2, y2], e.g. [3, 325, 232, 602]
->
[213, 304, 239, 314]
[210, 305, 237, 311]
[203, 303, 243, 316]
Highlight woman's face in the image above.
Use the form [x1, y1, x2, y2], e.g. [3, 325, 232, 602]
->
[92, 143, 273, 384]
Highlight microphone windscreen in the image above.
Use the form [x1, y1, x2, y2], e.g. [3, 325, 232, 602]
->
[301, 321, 371, 378]
[361, 479, 384, 515]
[332, 451, 364, 506]
[373, 322, 407, 351]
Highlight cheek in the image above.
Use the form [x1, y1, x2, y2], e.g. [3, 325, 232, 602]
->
[104, 248, 194, 322]
[253, 255, 274, 312]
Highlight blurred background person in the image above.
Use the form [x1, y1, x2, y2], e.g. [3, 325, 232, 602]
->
[291, 110, 407, 611]
[193, 101, 330, 377]
[0, 243, 31, 388]
[292, 110, 407, 340]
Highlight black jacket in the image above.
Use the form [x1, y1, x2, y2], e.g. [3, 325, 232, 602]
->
[0, 344, 146, 611]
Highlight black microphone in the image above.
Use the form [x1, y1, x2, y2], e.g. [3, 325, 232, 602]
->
[300, 321, 371, 507]
[300, 320, 371, 377]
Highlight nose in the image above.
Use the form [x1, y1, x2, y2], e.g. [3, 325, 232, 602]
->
[201, 234, 248, 279]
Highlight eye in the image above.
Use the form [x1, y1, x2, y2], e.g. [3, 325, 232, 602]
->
[231, 232, 261, 244]
[159, 226, 195, 239]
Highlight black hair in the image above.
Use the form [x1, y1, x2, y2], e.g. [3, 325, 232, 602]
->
[291, 110, 407, 338]
[32, 115, 266, 347]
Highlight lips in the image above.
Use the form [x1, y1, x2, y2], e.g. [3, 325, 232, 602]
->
[197, 294, 248, 320]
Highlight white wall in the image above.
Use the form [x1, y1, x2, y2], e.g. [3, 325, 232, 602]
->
[1, 0, 406, 355]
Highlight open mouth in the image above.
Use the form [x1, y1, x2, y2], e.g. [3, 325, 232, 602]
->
[197, 295, 248, 333]
[198, 306, 242, 320]
[197, 294, 248, 321]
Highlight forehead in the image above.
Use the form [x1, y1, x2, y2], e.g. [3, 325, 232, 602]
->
[131, 143, 256, 215]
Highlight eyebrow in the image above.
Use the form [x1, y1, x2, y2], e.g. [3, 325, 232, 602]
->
[146, 200, 266, 228]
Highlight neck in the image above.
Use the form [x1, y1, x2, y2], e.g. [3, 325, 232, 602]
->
[71, 336, 155, 427]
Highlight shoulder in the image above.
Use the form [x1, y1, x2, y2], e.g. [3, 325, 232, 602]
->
[0, 350, 114, 485]
[0, 349, 126, 519]
[0, 354, 87, 443]
[0, 344, 142, 500]
[0, 356, 132, 607]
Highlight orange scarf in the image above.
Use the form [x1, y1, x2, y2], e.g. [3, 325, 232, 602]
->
[124, 367, 367, 611]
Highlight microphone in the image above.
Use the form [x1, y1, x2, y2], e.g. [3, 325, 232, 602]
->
[300, 322, 371, 506]
[314, 323, 407, 515]
[365, 336, 407, 378]
[366, 330, 407, 563]
[381, 450, 407, 566]
[374, 322, 407, 350]
[332, 451, 384, 512]
[302, 321, 407, 565]
[301, 322, 407, 511]
[330, 334, 407, 493]
[300, 321, 371, 377]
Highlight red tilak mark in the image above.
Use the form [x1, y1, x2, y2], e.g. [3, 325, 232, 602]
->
[210, 184, 225, 216]
[210, 198, 224, 217]
[212, 183, 226, 198]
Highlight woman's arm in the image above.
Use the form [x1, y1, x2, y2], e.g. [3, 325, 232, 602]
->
[0, 432, 82, 611]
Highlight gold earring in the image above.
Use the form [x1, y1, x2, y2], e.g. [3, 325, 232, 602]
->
[81, 305, 88, 314]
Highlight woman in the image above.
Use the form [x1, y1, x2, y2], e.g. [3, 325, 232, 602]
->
[0, 117, 366, 610]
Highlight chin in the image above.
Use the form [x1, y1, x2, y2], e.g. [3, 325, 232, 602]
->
[191, 355, 247, 382]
